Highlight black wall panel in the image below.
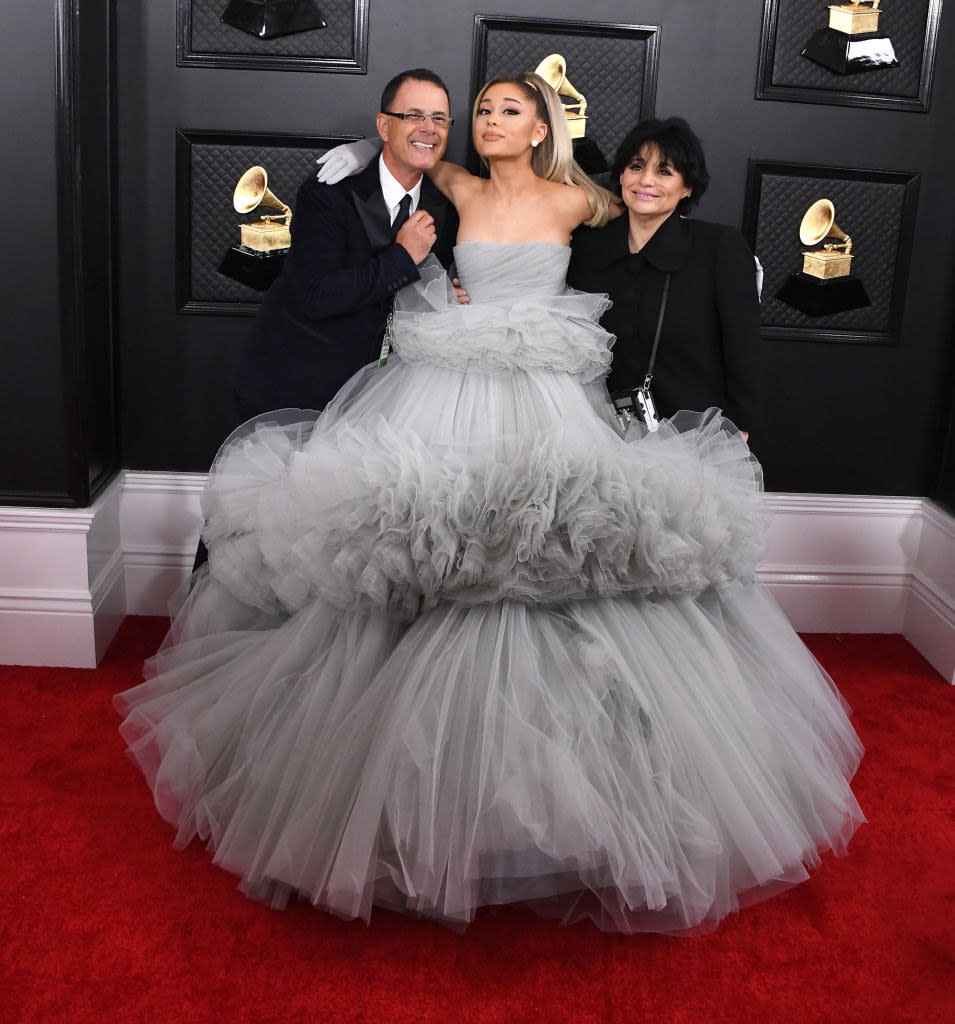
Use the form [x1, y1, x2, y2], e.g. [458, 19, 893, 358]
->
[1, 5, 71, 502]
[1, 0, 118, 506]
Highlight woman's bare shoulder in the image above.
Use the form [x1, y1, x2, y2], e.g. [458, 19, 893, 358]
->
[429, 161, 481, 202]
[546, 180, 596, 223]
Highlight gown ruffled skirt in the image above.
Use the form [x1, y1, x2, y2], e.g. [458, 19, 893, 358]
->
[116, 242, 864, 934]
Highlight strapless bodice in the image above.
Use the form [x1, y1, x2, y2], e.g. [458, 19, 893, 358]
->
[451, 241, 571, 303]
[388, 242, 612, 382]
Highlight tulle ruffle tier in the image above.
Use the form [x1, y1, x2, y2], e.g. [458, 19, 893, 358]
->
[201, 410, 764, 622]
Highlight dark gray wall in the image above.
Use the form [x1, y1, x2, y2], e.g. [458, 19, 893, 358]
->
[6, 2, 954, 503]
[1, 0, 118, 506]
[1, 5, 70, 500]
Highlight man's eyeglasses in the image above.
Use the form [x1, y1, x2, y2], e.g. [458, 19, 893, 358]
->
[382, 110, 454, 129]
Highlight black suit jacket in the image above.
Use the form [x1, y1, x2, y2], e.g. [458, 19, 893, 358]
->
[233, 161, 458, 417]
[568, 213, 762, 435]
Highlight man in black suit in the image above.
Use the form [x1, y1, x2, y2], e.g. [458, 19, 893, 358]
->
[194, 70, 459, 575]
[233, 68, 459, 419]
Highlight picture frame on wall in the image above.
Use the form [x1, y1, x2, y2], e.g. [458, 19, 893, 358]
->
[742, 159, 920, 345]
[469, 15, 660, 177]
[176, 129, 360, 316]
[755, 0, 942, 111]
[176, 0, 369, 73]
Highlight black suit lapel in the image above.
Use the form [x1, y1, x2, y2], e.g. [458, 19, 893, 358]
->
[350, 162, 392, 253]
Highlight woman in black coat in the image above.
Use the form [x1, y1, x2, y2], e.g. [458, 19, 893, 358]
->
[568, 118, 762, 439]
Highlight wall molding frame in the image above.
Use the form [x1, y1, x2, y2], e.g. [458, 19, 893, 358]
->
[52, 0, 121, 507]
[1, 474, 953, 680]
[176, 0, 369, 74]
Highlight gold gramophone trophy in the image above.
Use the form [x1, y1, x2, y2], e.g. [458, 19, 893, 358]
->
[534, 54, 607, 174]
[802, 2, 898, 74]
[233, 166, 292, 251]
[800, 199, 853, 278]
[221, 0, 327, 39]
[218, 165, 292, 291]
[776, 199, 870, 315]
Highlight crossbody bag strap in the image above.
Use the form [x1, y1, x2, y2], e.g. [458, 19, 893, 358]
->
[642, 272, 671, 389]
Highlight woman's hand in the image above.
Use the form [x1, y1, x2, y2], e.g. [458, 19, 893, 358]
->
[452, 278, 469, 305]
[607, 198, 626, 220]
[316, 138, 380, 183]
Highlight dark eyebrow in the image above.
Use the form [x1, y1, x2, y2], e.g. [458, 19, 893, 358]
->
[631, 153, 672, 168]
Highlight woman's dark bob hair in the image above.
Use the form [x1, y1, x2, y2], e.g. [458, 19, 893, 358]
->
[611, 117, 710, 214]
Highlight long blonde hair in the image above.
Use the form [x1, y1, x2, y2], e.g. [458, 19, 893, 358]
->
[472, 72, 611, 227]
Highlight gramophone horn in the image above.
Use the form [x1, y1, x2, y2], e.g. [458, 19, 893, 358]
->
[799, 198, 850, 252]
[534, 53, 568, 92]
[233, 166, 291, 224]
[533, 53, 587, 136]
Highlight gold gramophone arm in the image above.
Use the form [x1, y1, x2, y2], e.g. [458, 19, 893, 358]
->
[260, 203, 292, 227]
[562, 80, 587, 117]
[823, 231, 852, 255]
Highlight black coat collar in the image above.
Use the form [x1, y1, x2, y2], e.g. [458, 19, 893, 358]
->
[585, 211, 693, 273]
[350, 160, 449, 254]
[350, 162, 391, 252]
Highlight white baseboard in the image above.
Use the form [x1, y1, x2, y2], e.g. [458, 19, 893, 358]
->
[1, 473, 953, 678]
[0, 475, 126, 667]
[121, 471, 205, 616]
[757, 493, 921, 634]
[758, 568, 910, 634]
[903, 501, 955, 683]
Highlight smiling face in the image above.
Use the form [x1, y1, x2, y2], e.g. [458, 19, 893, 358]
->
[377, 78, 451, 189]
[472, 81, 547, 160]
[618, 142, 692, 224]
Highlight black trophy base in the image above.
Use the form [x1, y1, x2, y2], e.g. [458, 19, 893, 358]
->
[776, 272, 871, 317]
[801, 28, 898, 75]
[218, 245, 287, 291]
[221, 0, 327, 40]
[572, 137, 608, 175]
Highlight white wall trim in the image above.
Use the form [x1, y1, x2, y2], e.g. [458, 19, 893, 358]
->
[121, 470, 205, 617]
[903, 499, 955, 683]
[1, 474, 953, 678]
[0, 473, 125, 667]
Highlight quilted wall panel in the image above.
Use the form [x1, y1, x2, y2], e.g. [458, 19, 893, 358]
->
[181, 135, 356, 309]
[749, 166, 916, 338]
[181, 0, 364, 68]
[765, 0, 934, 100]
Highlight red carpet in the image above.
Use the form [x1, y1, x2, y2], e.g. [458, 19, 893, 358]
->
[2, 617, 953, 1023]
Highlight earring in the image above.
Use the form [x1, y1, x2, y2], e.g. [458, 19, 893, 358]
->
[531, 139, 539, 148]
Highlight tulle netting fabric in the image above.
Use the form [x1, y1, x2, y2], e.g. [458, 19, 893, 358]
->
[115, 241, 863, 934]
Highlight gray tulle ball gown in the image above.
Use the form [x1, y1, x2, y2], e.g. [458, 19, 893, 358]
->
[115, 242, 864, 933]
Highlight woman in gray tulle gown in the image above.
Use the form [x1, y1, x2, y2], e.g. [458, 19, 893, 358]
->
[115, 73, 863, 934]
